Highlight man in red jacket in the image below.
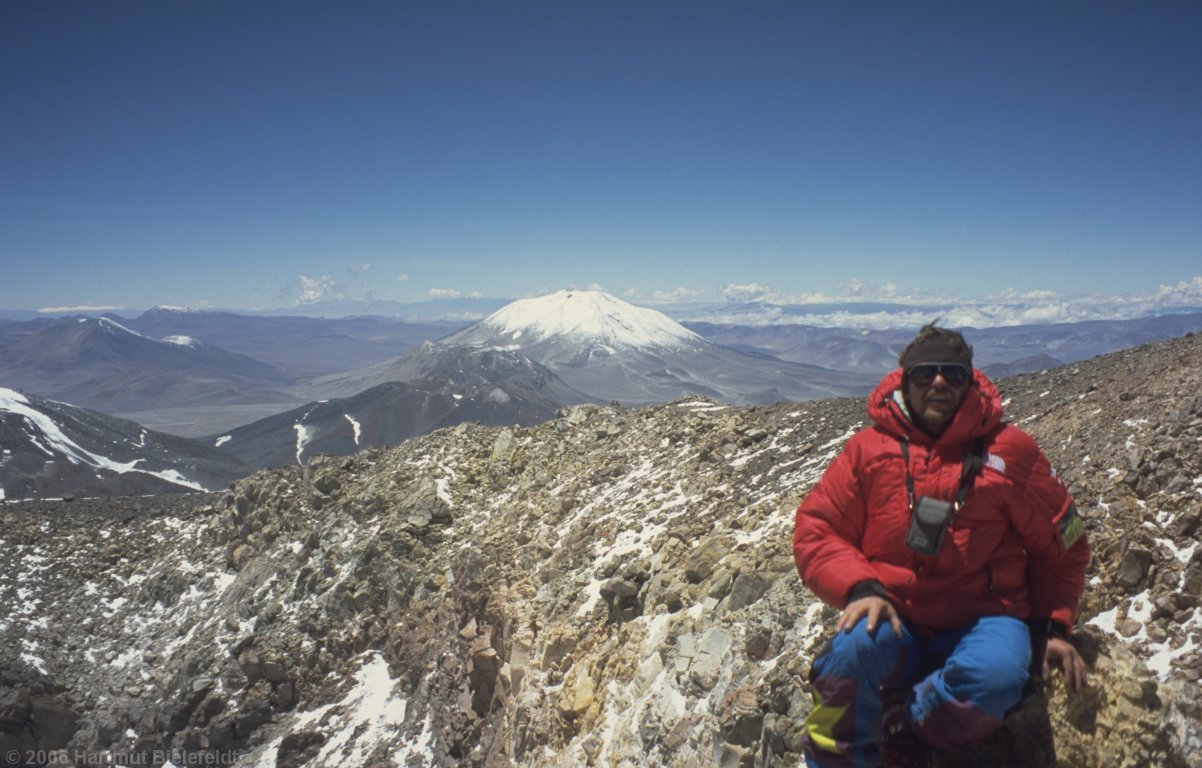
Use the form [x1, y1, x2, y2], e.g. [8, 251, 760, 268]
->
[794, 324, 1089, 767]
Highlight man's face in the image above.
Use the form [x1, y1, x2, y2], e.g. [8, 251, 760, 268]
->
[904, 363, 971, 436]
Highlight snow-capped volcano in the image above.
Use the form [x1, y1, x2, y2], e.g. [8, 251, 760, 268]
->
[451, 289, 704, 350]
[439, 290, 876, 405]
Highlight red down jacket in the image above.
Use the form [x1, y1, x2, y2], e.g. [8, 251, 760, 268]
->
[793, 368, 1089, 632]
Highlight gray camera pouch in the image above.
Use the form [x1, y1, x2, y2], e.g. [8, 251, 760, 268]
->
[906, 496, 954, 556]
[899, 437, 986, 557]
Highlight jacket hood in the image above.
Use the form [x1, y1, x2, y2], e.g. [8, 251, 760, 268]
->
[867, 368, 1004, 445]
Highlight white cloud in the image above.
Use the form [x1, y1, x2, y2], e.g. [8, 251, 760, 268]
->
[719, 282, 780, 302]
[992, 287, 1061, 302]
[622, 287, 702, 304]
[348, 263, 372, 274]
[1154, 276, 1202, 304]
[295, 274, 344, 305]
[651, 287, 703, 303]
[396, 273, 410, 282]
[37, 304, 125, 314]
[779, 283, 937, 306]
[1014, 303, 1074, 323]
[674, 274, 1202, 329]
[717, 282, 912, 305]
[427, 288, 483, 299]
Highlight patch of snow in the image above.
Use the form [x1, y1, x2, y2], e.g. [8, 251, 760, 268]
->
[1147, 637, 1199, 679]
[1128, 590, 1153, 626]
[1086, 594, 1202, 682]
[1154, 536, 1198, 564]
[110, 647, 140, 669]
[1087, 606, 1117, 634]
[487, 388, 511, 404]
[434, 478, 454, 508]
[99, 317, 145, 338]
[345, 414, 362, 445]
[675, 400, 729, 411]
[20, 653, 48, 674]
[251, 652, 413, 768]
[394, 714, 436, 764]
[211, 571, 236, 594]
[294, 423, 312, 465]
[161, 335, 199, 347]
[155, 470, 207, 491]
[214, 435, 231, 448]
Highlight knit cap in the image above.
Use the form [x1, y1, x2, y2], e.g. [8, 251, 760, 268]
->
[899, 335, 973, 371]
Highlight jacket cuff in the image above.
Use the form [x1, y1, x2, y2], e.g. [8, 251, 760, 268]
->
[1028, 617, 1070, 640]
[847, 580, 889, 604]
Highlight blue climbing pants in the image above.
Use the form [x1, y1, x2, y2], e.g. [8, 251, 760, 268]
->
[802, 615, 1031, 767]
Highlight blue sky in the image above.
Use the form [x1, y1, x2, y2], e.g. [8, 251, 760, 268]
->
[3, 1, 1200, 316]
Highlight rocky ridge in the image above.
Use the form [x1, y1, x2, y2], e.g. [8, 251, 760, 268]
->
[0, 388, 252, 500]
[3, 332, 1202, 767]
[212, 345, 596, 469]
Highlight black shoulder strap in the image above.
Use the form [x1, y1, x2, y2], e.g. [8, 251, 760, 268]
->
[899, 437, 987, 510]
[899, 439, 914, 502]
[954, 437, 987, 508]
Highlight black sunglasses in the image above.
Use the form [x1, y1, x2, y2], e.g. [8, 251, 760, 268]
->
[907, 363, 970, 388]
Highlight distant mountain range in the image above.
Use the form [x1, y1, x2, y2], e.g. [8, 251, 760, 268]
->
[0, 316, 298, 417]
[0, 312, 465, 436]
[4, 291, 1202, 497]
[122, 307, 464, 375]
[689, 313, 1202, 371]
[213, 290, 876, 468]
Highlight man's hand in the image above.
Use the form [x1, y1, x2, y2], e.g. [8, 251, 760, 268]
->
[838, 596, 903, 637]
[1042, 636, 1088, 693]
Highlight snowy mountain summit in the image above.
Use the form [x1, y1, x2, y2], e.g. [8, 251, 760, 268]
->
[464, 289, 702, 350]
[441, 289, 874, 406]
